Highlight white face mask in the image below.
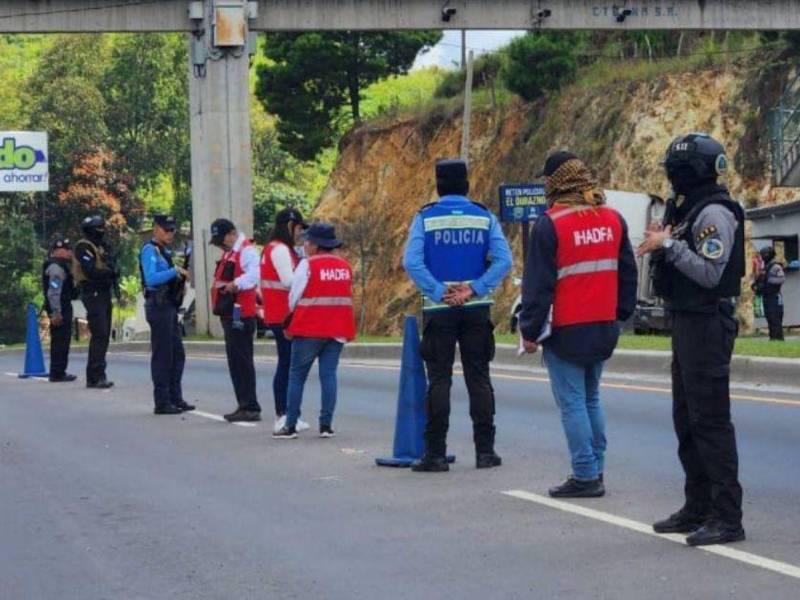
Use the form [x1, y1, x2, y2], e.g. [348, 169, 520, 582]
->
[295, 245, 306, 258]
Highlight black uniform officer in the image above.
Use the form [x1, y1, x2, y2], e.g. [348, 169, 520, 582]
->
[74, 215, 117, 389]
[755, 246, 786, 341]
[638, 133, 746, 546]
[42, 235, 78, 382]
[140, 215, 195, 415]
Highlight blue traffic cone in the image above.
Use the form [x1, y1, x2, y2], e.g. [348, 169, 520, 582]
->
[19, 303, 48, 379]
[376, 315, 455, 467]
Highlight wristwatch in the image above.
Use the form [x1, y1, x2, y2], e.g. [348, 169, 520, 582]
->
[662, 238, 675, 250]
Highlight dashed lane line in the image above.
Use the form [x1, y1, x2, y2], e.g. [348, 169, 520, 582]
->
[503, 490, 800, 581]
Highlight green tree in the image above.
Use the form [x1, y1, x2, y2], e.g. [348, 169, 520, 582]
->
[25, 35, 110, 185]
[0, 197, 41, 344]
[502, 34, 577, 102]
[256, 31, 442, 160]
[102, 34, 190, 208]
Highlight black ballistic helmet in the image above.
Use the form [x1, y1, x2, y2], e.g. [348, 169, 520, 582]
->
[664, 133, 728, 190]
[760, 246, 776, 263]
[81, 214, 106, 240]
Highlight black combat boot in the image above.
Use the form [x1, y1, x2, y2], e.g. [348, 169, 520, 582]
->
[87, 377, 114, 389]
[686, 520, 745, 546]
[652, 506, 710, 534]
[411, 455, 449, 472]
[476, 453, 502, 469]
[475, 424, 501, 469]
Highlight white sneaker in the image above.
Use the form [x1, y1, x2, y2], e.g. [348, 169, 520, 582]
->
[296, 419, 311, 432]
[273, 415, 287, 434]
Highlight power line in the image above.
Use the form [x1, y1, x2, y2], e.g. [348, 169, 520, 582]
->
[0, 1, 164, 20]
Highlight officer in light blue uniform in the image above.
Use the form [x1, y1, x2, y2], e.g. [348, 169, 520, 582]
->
[140, 215, 194, 415]
[403, 159, 513, 472]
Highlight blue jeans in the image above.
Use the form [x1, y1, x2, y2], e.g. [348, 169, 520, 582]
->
[543, 347, 606, 481]
[269, 325, 292, 416]
[286, 337, 343, 429]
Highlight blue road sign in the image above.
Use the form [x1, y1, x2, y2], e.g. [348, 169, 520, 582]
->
[498, 183, 547, 223]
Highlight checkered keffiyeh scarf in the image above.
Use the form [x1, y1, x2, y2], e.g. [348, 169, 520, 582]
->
[544, 158, 605, 208]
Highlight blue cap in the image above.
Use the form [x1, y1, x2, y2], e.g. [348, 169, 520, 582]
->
[302, 222, 342, 249]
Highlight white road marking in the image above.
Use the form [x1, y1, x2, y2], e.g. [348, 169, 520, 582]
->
[189, 410, 258, 428]
[503, 490, 800, 581]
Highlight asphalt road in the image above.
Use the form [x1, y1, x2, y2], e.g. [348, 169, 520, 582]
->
[1, 350, 799, 599]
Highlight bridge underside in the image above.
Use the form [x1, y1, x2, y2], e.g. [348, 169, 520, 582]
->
[2, 0, 800, 33]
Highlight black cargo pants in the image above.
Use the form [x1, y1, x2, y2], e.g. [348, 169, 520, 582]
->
[82, 288, 112, 384]
[419, 306, 497, 458]
[671, 301, 743, 527]
[763, 294, 784, 341]
[49, 303, 73, 378]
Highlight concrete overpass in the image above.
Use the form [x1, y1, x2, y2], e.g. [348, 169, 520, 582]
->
[2, 0, 799, 335]
[4, 1, 800, 32]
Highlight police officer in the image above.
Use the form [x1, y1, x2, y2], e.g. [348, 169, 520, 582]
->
[74, 215, 117, 389]
[140, 215, 195, 415]
[43, 235, 78, 383]
[402, 159, 513, 472]
[210, 218, 262, 422]
[755, 246, 786, 341]
[637, 133, 746, 546]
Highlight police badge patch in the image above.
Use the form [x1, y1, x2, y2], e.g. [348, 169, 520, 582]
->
[701, 238, 724, 260]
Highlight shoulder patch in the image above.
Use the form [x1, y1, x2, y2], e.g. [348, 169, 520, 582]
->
[696, 224, 718, 243]
[700, 238, 724, 260]
[418, 202, 436, 213]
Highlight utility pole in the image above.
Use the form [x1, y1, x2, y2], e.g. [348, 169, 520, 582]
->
[461, 29, 467, 69]
[461, 50, 475, 163]
[188, 0, 256, 337]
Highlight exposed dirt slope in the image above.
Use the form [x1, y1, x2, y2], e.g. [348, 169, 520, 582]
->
[315, 56, 794, 335]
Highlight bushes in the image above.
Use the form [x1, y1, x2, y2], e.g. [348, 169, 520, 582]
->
[434, 53, 506, 99]
[502, 34, 577, 102]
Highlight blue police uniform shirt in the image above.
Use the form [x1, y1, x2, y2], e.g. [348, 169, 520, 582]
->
[140, 242, 177, 290]
[403, 195, 512, 307]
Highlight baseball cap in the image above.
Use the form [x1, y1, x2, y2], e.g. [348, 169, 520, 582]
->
[50, 235, 71, 252]
[275, 207, 309, 229]
[153, 215, 177, 230]
[209, 218, 236, 246]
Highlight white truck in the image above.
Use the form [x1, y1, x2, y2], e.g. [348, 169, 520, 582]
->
[509, 190, 668, 334]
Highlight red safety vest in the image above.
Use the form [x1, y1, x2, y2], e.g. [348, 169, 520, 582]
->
[287, 254, 356, 341]
[260, 241, 298, 325]
[211, 240, 257, 319]
[548, 204, 623, 328]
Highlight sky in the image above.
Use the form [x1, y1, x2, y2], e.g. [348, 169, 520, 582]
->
[413, 30, 526, 69]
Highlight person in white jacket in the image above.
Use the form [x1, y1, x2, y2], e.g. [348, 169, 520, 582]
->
[260, 208, 311, 433]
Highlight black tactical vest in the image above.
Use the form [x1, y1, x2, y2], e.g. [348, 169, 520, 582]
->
[139, 241, 178, 306]
[654, 192, 745, 313]
[762, 261, 783, 297]
[41, 258, 76, 313]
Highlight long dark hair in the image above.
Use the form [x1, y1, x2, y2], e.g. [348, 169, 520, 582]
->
[266, 217, 300, 260]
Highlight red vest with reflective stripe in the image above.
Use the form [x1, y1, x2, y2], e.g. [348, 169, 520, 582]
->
[212, 240, 257, 318]
[287, 254, 356, 341]
[548, 204, 622, 328]
[260, 241, 298, 325]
